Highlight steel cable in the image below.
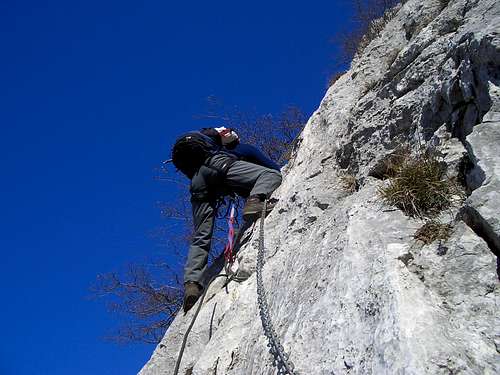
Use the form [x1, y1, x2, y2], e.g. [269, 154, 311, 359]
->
[256, 200, 297, 375]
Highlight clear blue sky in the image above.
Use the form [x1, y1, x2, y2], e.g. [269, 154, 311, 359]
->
[0, 1, 353, 374]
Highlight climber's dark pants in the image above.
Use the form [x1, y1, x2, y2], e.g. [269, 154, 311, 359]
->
[184, 154, 282, 285]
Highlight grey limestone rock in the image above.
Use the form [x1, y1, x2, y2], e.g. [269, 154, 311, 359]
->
[140, 0, 500, 373]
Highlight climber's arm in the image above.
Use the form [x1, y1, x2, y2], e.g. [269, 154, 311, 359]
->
[234, 143, 281, 171]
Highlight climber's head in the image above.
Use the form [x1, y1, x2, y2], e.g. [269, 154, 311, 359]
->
[215, 126, 240, 149]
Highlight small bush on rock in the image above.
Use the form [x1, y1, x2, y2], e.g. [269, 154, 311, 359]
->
[379, 152, 460, 218]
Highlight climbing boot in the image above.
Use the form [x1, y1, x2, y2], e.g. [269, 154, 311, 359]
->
[242, 196, 275, 222]
[183, 281, 203, 313]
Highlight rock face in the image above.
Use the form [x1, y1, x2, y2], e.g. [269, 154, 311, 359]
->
[140, 0, 500, 373]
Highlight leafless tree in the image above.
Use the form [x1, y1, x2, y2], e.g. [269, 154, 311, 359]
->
[91, 263, 183, 344]
[198, 97, 305, 165]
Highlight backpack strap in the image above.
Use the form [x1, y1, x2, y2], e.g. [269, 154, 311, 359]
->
[200, 128, 223, 146]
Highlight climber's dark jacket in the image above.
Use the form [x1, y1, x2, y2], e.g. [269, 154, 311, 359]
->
[225, 143, 280, 171]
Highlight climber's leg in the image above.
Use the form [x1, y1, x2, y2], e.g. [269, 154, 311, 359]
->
[183, 168, 218, 312]
[184, 198, 216, 284]
[225, 160, 282, 197]
[183, 197, 216, 312]
[224, 160, 282, 221]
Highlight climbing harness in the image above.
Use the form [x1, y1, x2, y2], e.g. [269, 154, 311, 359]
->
[173, 200, 296, 375]
[256, 200, 297, 375]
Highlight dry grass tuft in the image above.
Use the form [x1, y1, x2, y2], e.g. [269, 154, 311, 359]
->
[379, 151, 461, 218]
[414, 220, 453, 245]
[374, 146, 411, 179]
[340, 173, 359, 193]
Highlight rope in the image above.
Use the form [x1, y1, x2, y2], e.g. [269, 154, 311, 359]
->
[256, 200, 297, 374]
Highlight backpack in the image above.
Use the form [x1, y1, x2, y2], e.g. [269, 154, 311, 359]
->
[171, 131, 220, 178]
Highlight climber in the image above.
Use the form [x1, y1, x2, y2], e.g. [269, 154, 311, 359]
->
[170, 127, 282, 313]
